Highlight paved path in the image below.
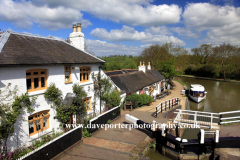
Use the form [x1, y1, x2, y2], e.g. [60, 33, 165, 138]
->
[54, 80, 185, 160]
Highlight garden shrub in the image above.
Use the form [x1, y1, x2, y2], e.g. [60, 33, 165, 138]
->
[125, 93, 153, 108]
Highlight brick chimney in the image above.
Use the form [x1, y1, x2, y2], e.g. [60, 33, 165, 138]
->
[69, 23, 85, 51]
[138, 61, 146, 73]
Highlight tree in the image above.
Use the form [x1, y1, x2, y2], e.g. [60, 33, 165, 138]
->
[92, 73, 121, 113]
[191, 44, 213, 65]
[212, 43, 237, 79]
[159, 58, 176, 83]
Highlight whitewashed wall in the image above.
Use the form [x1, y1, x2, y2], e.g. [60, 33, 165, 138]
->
[0, 64, 101, 151]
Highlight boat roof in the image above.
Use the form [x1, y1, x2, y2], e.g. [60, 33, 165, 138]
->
[190, 84, 205, 91]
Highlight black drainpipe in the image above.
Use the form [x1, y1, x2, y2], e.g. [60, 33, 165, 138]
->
[99, 64, 102, 114]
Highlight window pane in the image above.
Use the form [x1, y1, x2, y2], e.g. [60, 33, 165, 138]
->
[86, 101, 90, 110]
[29, 122, 34, 134]
[26, 72, 31, 76]
[83, 73, 85, 80]
[28, 117, 33, 120]
[43, 118, 47, 128]
[36, 120, 41, 131]
[41, 77, 45, 87]
[87, 73, 89, 80]
[80, 73, 82, 81]
[65, 71, 70, 77]
[83, 69, 85, 71]
[34, 72, 38, 75]
[27, 79, 31, 90]
[34, 78, 39, 89]
[41, 71, 45, 74]
[66, 67, 70, 70]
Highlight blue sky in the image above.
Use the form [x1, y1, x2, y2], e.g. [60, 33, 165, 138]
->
[1, 0, 240, 57]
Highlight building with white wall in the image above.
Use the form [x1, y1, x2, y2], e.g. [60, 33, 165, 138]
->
[0, 24, 105, 151]
[105, 62, 165, 97]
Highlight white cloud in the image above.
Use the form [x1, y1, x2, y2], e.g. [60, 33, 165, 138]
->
[0, 0, 91, 30]
[90, 25, 151, 41]
[183, 3, 240, 30]
[183, 3, 240, 46]
[91, 25, 185, 45]
[199, 22, 240, 45]
[85, 39, 145, 57]
[171, 27, 198, 38]
[145, 26, 172, 35]
[32, 0, 182, 27]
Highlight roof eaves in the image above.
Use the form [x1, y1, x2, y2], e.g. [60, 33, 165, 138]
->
[0, 31, 10, 53]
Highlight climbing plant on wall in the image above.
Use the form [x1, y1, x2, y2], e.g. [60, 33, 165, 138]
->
[44, 83, 87, 129]
[0, 83, 36, 153]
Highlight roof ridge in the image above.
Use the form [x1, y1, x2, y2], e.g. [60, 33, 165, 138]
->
[0, 32, 10, 53]
[7, 30, 64, 41]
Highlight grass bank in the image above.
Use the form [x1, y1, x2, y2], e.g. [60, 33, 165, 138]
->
[173, 79, 188, 89]
[176, 75, 240, 84]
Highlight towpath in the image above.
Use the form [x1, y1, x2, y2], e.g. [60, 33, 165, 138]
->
[53, 80, 185, 160]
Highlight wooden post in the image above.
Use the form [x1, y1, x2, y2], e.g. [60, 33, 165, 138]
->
[165, 101, 167, 111]
[169, 100, 170, 110]
[161, 103, 163, 113]
[156, 107, 158, 118]
[172, 99, 174, 107]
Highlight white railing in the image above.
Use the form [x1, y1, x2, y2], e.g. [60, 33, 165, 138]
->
[155, 97, 180, 117]
[219, 110, 240, 124]
[173, 109, 219, 129]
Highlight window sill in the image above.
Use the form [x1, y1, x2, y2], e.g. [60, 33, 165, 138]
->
[64, 81, 73, 84]
[28, 89, 46, 96]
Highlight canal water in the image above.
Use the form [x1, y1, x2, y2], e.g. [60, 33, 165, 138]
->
[175, 77, 240, 113]
[145, 77, 240, 159]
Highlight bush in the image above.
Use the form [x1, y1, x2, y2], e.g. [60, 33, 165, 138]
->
[125, 93, 153, 108]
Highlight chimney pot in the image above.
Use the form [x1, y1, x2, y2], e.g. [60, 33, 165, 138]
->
[72, 24, 77, 32]
[77, 23, 81, 32]
[143, 62, 145, 66]
[148, 62, 150, 66]
[140, 62, 142, 66]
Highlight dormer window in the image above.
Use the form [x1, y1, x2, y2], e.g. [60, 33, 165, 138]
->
[26, 69, 47, 92]
[65, 66, 72, 83]
[80, 66, 91, 83]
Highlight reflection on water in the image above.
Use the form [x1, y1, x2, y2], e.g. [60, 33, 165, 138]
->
[145, 148, 172, 160]
[175, 77, 240, 113]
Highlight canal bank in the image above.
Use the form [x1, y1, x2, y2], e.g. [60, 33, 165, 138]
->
[176, 75, 240, 84]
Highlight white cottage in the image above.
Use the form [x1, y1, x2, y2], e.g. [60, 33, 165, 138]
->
[0, 24, 105, 151]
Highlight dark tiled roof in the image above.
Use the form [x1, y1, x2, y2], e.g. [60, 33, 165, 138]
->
[105, 69, 138, 77]
[0, 32, 104, 66]
[108, 69, 164, 94]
